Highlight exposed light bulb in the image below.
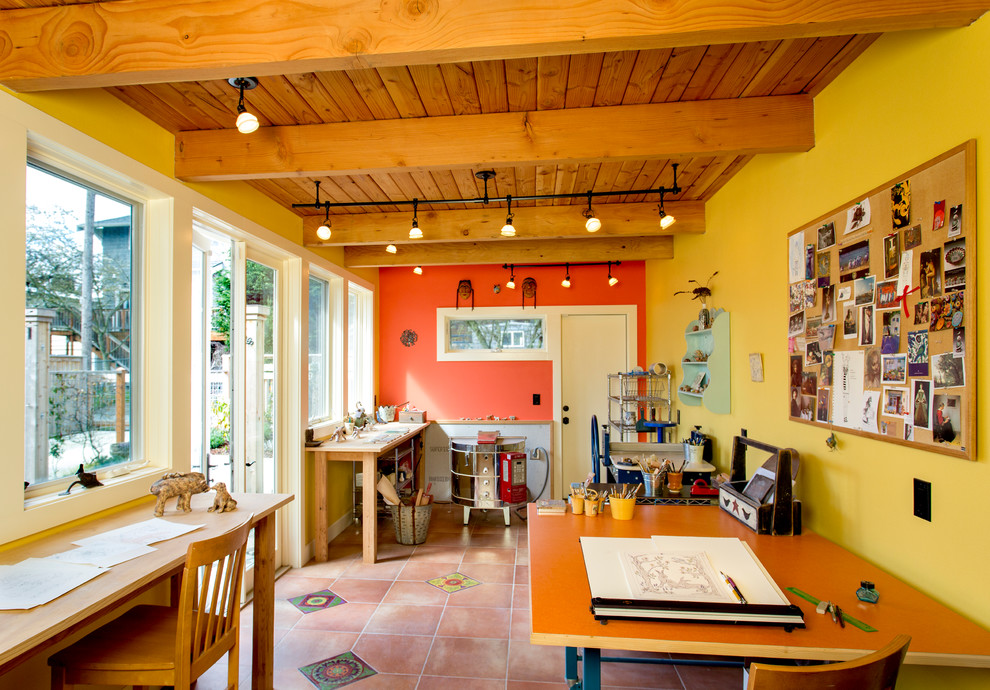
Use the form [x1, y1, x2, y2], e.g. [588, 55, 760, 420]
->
[236, 109, 259, 134]
[506, 278, 516, 289]
[660, 214, 676, 230]
[561, 275, 571, 288]
[500, 220, 516, 237]
[386, 244, 397, 254]
[608, 275, 619, 287]
[408, 223, 423, 239]
[316, 222, 331, 240]
[413, 266, 423, 275]
[585, 216, 601, 232]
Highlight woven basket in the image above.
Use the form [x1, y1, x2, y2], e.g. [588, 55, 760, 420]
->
[388, 504, 432, 545]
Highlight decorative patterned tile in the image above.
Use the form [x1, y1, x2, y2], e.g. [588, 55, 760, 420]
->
[299, 651, 377, 689]
[289, 589, 347, 614]
[426, 571, 482, 593]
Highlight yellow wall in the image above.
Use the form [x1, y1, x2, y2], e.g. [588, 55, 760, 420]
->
[648, 19, 990, 688]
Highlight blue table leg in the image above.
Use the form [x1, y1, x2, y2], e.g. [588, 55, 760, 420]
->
[565, 646, 578, 686]
[582, 647, 601, 690]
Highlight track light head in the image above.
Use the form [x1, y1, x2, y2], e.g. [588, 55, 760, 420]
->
[658, 194, 676, 229]
[408, 199, 423, 239]
[561, 263, 571, 288]
[316, 200, 332, 240]
[583, 191, 601, 232]
[501, 195, 516, 237]
[386, 244, 397, 254]
[228, 77, 259, 134]
[607, 261, 618, 286]
[413, 266, 423, 275]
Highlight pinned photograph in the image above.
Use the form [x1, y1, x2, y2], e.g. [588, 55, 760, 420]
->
[944, 238, 966, 292]
[836, 286, 852, 302]
[913, 380, 931, 429]
[860, 390, 879, 433]
[804, 279, 817, 308]
[789, 282, 804, 313]
[914, 301, 930, 325]
[801, 371, 818, 396]
[821, 284, 836, 323]
[842, 304, 858, 340]
[953, 327, 965, 358]
[932, 352, 964, 389]
[853, 276, 876, 306]
[930, 291, 963, 331]
[883, 232, 901, 279]
[904, 423, 914, 441]
[806, 340, 822, 367]
[839, 240, 871, 282]
[788, 310, 805, 338]
[919, 248, 942, 299]
[876, 280, 898, 309]
[790, 355, 804, 388]
[817, 389, 830, 423]
[882, 386, 911, 419]
[819, 324, 836, 351]
[881, 354, 907, 384]
[891, 180, 911, 228]
[948, 204, 963, 238]
[907, 330, 929, 377]
[805, 243, 815, 281]
[790, 387, 801, 417]
[799, 394, 817, 421]
[903, 223, 922, 250]
[945, 267, 966, 292]
[805, 316, 821, 340]
[932, 200, 945, 231]
[932, 394, 961, 444]
[859, 304, 875, 347]
[845, 199, 871, 234]
[865, 347, 882, 389]
[816, 250, 831, 287]
[881, 311, 900, 354]
[821, 350, 834, 387]
[818, 221, 836, 250]
[789, 232, 805, 283]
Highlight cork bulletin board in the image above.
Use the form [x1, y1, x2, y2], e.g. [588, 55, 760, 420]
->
[786, 141, 976, 460]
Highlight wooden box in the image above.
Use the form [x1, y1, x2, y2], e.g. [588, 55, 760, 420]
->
[718, 432, 802, 536]
[399, 409, 426, 423]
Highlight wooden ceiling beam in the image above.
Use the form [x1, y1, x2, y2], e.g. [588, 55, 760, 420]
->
[1, 0, 987, 91]
[175, 96, 814, 181]
[342, 236, 674, 268]
[304, 201, 704, 246]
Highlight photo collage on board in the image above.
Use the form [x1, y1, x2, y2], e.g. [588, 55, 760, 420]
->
[787, 158, 968, 448]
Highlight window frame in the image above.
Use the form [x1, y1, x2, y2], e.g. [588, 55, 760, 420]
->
[436, 308, 550, 362]
[347, 282, 374, 414]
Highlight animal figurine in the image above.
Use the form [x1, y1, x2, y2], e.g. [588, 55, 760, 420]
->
[208, 482, 238, 513]
[674, 271, 719, 306]
[330, 425, 348, 443]
[150, 472, 209, 517]
[60, 464, 104, 496]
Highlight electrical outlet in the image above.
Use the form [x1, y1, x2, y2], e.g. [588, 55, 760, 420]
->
[913, 478, 932, 522]
[533, 393, 541, 405]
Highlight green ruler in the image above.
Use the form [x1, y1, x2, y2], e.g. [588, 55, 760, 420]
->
[786, 587, 878, 632]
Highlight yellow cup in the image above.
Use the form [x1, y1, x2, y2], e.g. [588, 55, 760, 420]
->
[584, 499, 599, 517]
[609, 496, 636, 520]
[570, 496, 584, 514]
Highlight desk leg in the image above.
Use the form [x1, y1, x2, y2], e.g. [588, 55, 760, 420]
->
[362, 455, 378, 563]
[315, 454, 328, 563]
[252, 514, 276, 690]
[581, 647, 601, 690]
[565, 646, 578, 686]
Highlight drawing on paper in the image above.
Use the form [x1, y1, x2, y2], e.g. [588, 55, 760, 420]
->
[621, 551, 732, 603]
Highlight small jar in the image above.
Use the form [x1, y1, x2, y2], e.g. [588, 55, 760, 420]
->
[856, 580, 879, 603]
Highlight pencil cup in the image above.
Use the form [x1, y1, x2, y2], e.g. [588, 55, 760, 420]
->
[584, 499, 599, 517]
[642, 471, 661, 497]
[667, 472, 683, 492]
[609, 496, 636, 520]
[570, 495, 584, 514]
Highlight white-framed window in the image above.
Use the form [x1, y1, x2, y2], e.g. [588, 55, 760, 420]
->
[24, 160, 142, 494]
[347, 283, 373, 414]
[437, 308, 549, 361]
[308, 274, 331, 423]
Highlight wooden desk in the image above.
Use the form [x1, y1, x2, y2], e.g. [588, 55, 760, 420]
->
[311, 422, 428, 563]
[0, 491, 292, 690]
[528, 504, 990, 689]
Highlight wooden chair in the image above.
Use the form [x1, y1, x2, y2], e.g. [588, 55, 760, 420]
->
[49, 516, 252, 690]
[747, 634, 911, 689]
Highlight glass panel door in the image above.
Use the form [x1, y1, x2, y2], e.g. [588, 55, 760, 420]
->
[244, 258, 277, 495]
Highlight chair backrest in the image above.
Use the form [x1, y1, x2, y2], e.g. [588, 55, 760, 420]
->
[747, 634, 910, 690]
[175, 516, 252, 686]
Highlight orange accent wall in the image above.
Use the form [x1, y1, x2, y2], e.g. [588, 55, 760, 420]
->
[378, 262, 646, 420]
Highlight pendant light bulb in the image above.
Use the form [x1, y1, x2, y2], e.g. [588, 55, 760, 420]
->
[408, 199, 423, 239]
[608, 275, 619, 287]
[658, 194, 676, 229]
[506, 276, 516, 289]
[413, 266, 423, 275]
[386, 244, 397, 254]
[501, 195, 516, 237]
[583, 192, 601, 232]
[316, 201, 331, 240]
[228, 77, 260, 134]
[561, 264, 571, 288]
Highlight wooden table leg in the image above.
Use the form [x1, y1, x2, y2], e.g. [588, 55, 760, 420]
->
[315, 454, 328, 563]
[362, 454, 377, 563]
[252, 514, 276, 690]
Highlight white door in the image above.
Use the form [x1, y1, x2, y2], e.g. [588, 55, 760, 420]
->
[559, 313, 628, 494]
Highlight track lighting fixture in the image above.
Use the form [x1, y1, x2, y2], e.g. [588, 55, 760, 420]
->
[227, 77, 259, 134]
[413, 266, 423, 275]
[608, 261, 619, 286]
[386, 244, 397, 254]
[506, 265, 516, 289]
[561, 264, 571, 288]
[583, 191, 601, 232]
[658, 162, 679, 229]
[312, 181, 332, 240]
[408, 199, 423, 239]
[501, 195, 516, 237]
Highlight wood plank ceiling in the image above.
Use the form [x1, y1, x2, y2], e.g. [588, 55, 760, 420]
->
[1, 1, 986, 266]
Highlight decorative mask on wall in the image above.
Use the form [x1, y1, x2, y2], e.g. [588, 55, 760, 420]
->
[521, 277, 537, 308]
[456, 279, 474, 310]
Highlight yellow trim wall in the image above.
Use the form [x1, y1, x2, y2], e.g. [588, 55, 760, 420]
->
[648, 19, 990, 688]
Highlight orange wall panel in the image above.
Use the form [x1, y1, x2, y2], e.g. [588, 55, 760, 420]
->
[378, 262, 646, 420]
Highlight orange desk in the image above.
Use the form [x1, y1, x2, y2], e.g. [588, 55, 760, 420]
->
[528, 504, 990, 688]
[0, 492, 293, 690]
[310, 422, 428, 563]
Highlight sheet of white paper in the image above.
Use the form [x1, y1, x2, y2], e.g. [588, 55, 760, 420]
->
[860, 390, 880, 432]
[832, 350, 865, 429]
[897, 249, 914, 294]
[0, 558, 105, 610]
[73, 517, 203, 547]
[48, 542, 156, 568]
[620, 550, 731, 603]
[788, 233, 804, 283]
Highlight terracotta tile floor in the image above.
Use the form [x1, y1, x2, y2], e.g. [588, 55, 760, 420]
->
[198, 504, 744, 689]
